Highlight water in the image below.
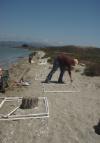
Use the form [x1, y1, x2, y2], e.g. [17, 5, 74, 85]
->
[0, 45, 30, 69]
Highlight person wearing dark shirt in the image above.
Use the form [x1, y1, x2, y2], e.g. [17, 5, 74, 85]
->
[45, 53, 78, 83]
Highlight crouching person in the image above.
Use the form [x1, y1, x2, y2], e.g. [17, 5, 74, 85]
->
[45, 53, 78, 83]
[0, 68, 9, 93]
[0, 68, 5, 93]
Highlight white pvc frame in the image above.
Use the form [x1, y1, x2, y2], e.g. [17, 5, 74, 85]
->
[0, 98, 6, 108]
[43, 83, 80, 93]
[0, 97, 49, 121]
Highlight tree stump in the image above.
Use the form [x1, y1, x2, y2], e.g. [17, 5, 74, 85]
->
[20, 97, 38, 109]
[94, 120, 100, 135]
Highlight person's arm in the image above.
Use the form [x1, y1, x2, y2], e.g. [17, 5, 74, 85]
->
[68, 67, 73, 82]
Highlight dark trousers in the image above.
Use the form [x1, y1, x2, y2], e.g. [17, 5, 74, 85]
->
[29, 57, 32, 64]
[0, 76, 5, 93]
[45, 58, 65, 82]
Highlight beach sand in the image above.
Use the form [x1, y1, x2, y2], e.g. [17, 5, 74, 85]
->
[0, 52, 100, 143]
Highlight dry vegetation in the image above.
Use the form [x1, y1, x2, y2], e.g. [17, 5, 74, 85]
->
[40, 45, 100, 76]
[19, 44, 100, 76]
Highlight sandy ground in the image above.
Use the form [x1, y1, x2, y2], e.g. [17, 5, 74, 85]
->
[0, 53, 100, 143]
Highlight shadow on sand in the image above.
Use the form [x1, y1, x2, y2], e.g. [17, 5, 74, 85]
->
[41, 80, 65, 84]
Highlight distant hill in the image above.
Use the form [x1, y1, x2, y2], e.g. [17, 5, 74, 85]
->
[30, 41, 51, 48]
[0, 41, 51, 49]
[0, 41, 24, 48]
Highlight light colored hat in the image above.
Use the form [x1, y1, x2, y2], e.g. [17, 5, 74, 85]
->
[74, 59, 78, 65]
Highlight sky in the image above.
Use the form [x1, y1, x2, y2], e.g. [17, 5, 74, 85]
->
[0, 0, 100, 47]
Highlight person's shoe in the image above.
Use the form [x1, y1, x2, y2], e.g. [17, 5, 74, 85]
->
[58, 80, 65, 84]
[44, 79, 50, 83]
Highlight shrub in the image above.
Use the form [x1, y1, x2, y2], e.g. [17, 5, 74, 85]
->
[84, 63, 100, 76]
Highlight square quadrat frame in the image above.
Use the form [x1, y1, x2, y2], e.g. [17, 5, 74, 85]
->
[0, 96, 49, 121]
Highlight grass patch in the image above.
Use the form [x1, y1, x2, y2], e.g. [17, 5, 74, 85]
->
[84, 63, 100, 76]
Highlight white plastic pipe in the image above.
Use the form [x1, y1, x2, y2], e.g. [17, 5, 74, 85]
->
[7, 106, 20, 116]
[0, 98, 6, 108]
[8, 112, 48, 118]
[0, 115, 49, 121]
[44, 90, 80, 93]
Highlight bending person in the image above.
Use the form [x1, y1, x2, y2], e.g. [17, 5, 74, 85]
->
[45, 53, 78, 83]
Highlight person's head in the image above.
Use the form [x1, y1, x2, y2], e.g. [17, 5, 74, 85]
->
[74, 59, 79, 66]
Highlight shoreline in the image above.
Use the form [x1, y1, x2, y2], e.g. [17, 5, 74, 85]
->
[1, 56, 30, 94]
[0, 55, 29, 70]
[0, 50, 46, 95]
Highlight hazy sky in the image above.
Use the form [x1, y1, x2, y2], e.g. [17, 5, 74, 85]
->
[0, 0, 100, 47]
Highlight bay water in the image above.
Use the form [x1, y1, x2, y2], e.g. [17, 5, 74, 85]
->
[0, 45, 30, 69]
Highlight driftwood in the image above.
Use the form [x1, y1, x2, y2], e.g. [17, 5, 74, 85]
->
[20, 97, 38, 109]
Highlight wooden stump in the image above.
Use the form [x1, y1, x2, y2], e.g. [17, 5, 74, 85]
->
[94, 120, 100, 135]
[20, 97, 38, 109]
